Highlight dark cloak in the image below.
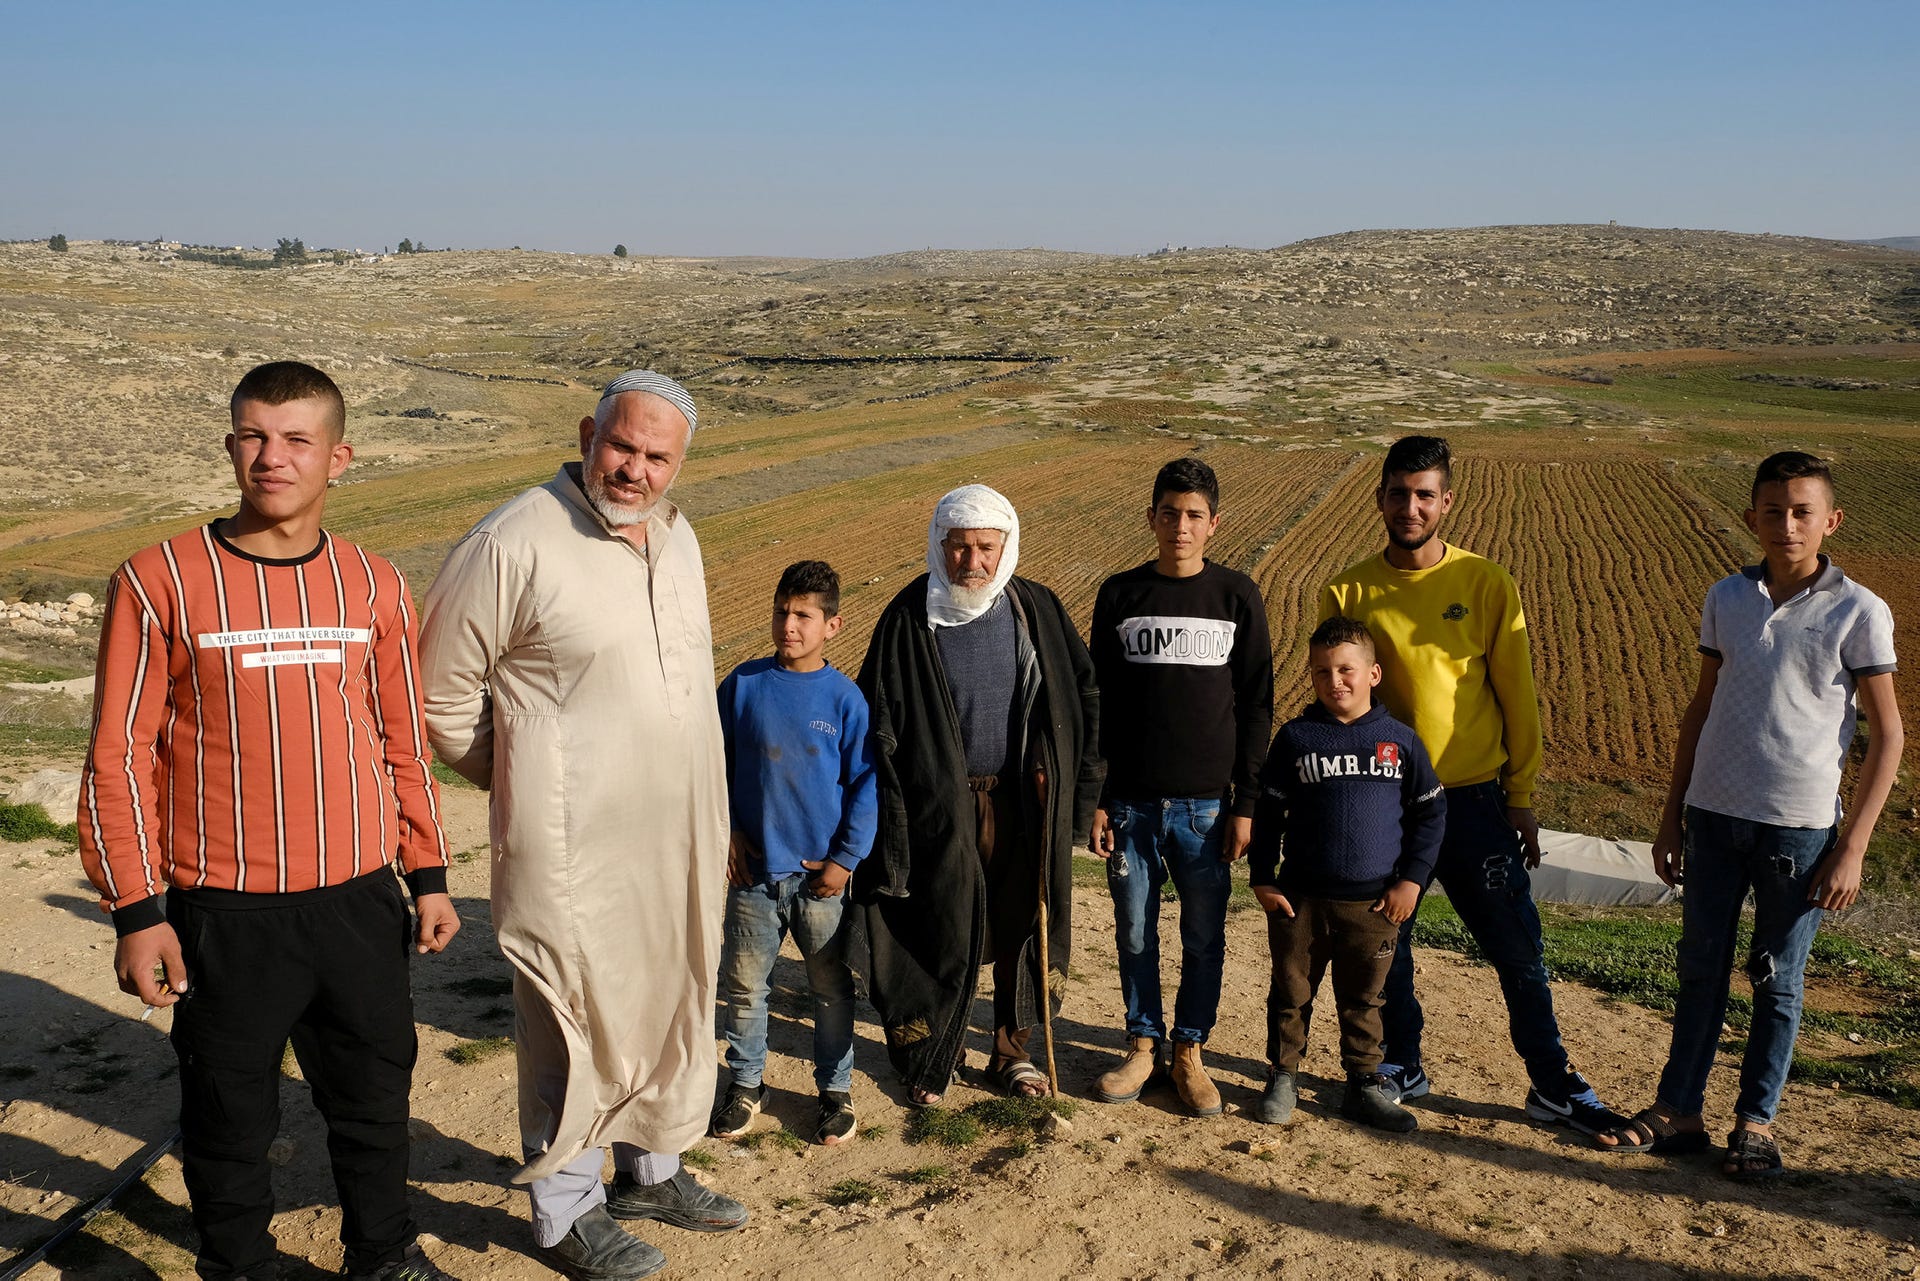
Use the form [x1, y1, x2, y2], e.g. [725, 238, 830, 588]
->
[852, 574, 1103, 1094]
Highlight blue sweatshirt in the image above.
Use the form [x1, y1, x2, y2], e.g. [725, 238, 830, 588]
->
[1247, 701, 1446, 899]
[717, 657, 878, 881]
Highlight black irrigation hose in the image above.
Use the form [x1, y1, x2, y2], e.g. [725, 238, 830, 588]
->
[0, 1129, 181, 1280]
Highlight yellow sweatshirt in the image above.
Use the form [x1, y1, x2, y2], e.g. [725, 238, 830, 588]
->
[1318, 544, 1543, 807]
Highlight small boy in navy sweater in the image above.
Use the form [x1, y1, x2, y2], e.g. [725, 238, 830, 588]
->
[1248, 616, 1446, 1132]
[712, 561, 878, 1146]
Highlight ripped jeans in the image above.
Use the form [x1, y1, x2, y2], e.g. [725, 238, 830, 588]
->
[1656, 807, 1834, 1125]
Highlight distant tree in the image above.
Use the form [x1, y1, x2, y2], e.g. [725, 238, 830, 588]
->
[272, 237, 307, 265]
[397, 238, 414, 254]
[47, 233, 68, 252]
[613, 244, 629, 258]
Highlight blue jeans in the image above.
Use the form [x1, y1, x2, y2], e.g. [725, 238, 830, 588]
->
[1381, 781, 1572, 1088]
[1106, 796, 1233, 1045]
[1656, 807, 1832, 1125]
[717, 873, 856, 1093]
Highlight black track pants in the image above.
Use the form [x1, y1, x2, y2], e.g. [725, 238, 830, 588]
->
[167, 871, 419, 1279]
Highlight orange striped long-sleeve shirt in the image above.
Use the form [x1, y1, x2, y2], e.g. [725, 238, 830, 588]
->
[79, 523, 450, 934]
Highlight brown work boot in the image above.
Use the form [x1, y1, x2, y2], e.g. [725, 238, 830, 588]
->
[1171, 1039, 1223, 1117]
[1094, 1036, 1160, 1103]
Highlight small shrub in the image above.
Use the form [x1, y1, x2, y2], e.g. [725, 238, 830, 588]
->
[822, 1178, 884, 1207]
[445, 1036, 513, 1065]
[48, 233, 68, 253]
[0, 801, 79, 846]
[901, 1164, 953, 1186]
[904, 1106, 982, 1148]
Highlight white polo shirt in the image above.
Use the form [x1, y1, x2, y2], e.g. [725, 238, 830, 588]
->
[1686, 557, 1897, 829]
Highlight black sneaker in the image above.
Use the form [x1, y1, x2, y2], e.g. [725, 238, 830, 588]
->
[605, 1169, 749, 1233]
[1376, 1062, 1431, 1102]
[531, 1206, 666, 1281]
[1341, 1073, 1418, 1133]
[708, 1082, 765, 1139]
[1525, 1070, 1632, 1137]
[353, 1243, 456, 1281]
[1255, 1067, 1296, 1126]
[815, 1090, 858, 1145]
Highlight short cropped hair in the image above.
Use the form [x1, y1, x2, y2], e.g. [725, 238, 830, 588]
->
[1308, 614, 1376, 660]
[1380, 435, 1451, 489]
[1152, 455, 1220, 514]
[230, 361, 347, 441]
[1750, 450, 1836, 506]
[775, 560, 841, 617]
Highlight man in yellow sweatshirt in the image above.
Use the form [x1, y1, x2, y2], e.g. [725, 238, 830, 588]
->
[1319, 436, 1627, 1136]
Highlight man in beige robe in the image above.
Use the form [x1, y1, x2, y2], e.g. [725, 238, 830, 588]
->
[421, 370, 744, 1280]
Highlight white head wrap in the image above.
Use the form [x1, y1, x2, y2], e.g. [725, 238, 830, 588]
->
[599, 369, 698, 437]
[925, 484, 1020, 629]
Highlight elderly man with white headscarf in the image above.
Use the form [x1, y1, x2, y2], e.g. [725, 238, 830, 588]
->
[854, 485, 1103, 1105]
[421, 371, 744, 1281]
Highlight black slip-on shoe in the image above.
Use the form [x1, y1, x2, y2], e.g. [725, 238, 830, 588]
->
[605, 1169, 749, 1233]
[531, 1206, 666, 1281]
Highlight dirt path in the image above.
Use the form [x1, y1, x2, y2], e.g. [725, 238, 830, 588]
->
[3, 785, 1916, 1279]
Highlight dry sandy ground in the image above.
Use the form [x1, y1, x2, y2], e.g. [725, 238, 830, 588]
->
[4, 782, 1918, 1280]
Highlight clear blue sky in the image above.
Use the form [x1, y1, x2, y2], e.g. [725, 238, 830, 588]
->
[4, 0, 1914, 257]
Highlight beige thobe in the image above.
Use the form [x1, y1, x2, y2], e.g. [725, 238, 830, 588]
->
[420, 463, 726, 1180]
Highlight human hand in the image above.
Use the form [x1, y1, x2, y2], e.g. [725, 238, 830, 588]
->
[1808, 834, 1866, 910]
[1221, 814, 1252, 864]
[414, 893, 460, 954]
[115, 921, 189, 1007]
[1252, 885, 1293, 917]
[726, 834, 755, 888]
[1652, 812, 1685, 887]
[1508, 806, 1543, 869]
[1090, 808, 1114, 858]
[1371, 880, 1420, 925]
[800, 859, 852, 899]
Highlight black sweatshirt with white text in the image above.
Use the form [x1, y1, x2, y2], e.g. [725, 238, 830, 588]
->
[1090, 560, 1273, 815]
[1247, 701, 1446, 899]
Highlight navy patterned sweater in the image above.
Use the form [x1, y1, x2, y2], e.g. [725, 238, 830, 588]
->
[1247, 701, 1446, 899]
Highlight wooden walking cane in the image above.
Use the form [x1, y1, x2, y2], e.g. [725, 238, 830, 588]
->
[1033, 766, 1060, 1095]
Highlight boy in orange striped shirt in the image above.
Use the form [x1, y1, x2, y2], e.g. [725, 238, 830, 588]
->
[79, 362, 459, 1281]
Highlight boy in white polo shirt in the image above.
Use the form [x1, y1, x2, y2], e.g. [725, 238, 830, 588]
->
[1596, 451, 1902, 1179]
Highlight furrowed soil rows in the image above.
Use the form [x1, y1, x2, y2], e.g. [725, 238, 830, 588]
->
[698, 440, 1350, 666]
[1245, 456, 1382, 709]
[1446, 459, 1745, 781]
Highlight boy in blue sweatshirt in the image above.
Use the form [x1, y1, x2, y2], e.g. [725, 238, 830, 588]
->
[1248, 616, 1446, 1132]
[711, 561, 878, 1146]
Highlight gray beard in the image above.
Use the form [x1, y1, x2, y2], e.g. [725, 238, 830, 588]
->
[584, 469, 657, 527]
[946, 579, 999, 613]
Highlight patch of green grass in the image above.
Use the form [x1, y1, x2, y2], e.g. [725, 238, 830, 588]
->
[0, 724, 90, 753]
[445, 1035, 513, 1065]
[1474, 354, 1920, 427]
[900, 1164, 953, 1186]
[902, 1095, 1078, 1151]
[680, 1146, 717, 1171]
[0, 657, 86, 683]
[773, 1195, 808, 1212]
[821, 1178, 884, 1207]
[905, 1107, 982, 1148]
[0, 800, 80, 845]
[739, 1125, 807, 1153]
[452, 844, 486, 864]
[1412, 895, 1920, 1106]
